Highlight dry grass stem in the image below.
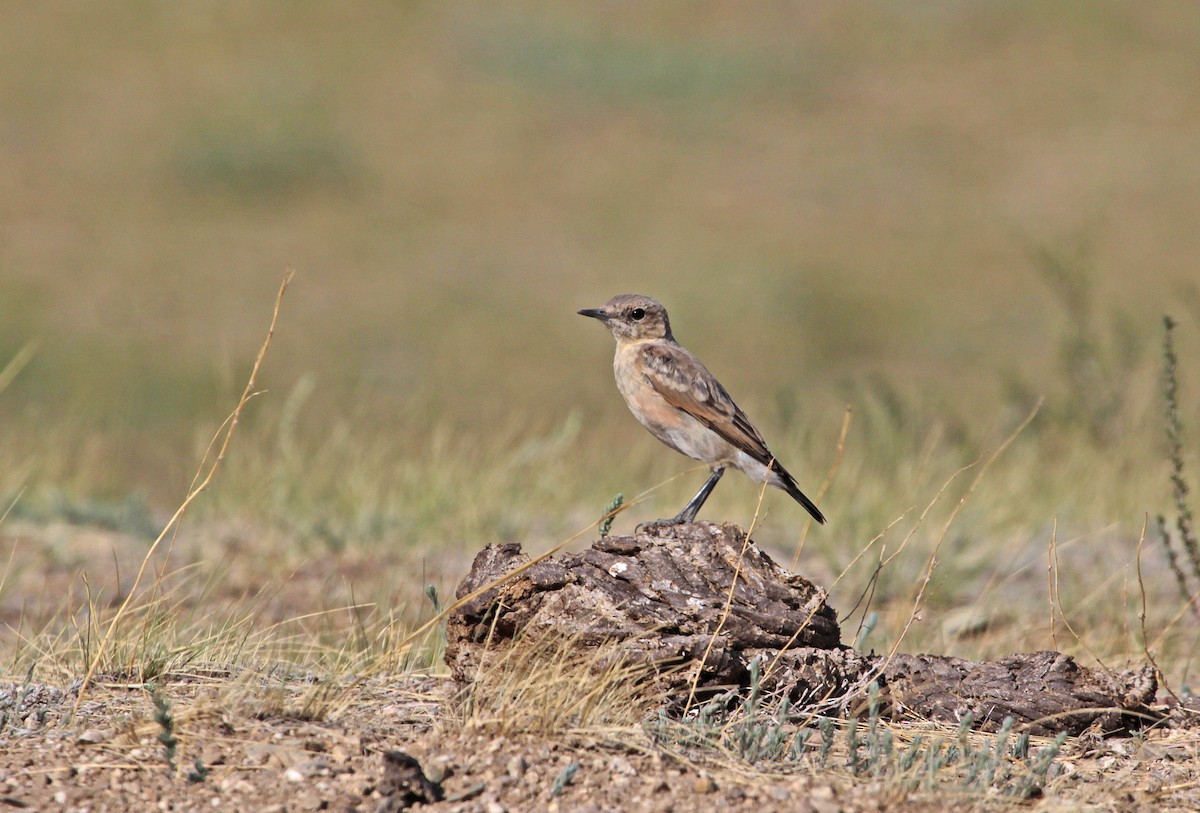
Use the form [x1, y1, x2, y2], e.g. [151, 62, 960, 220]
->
[72, 271, 294, 713]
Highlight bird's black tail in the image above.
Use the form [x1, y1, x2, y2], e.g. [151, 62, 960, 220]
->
[771, 460, 826, 524]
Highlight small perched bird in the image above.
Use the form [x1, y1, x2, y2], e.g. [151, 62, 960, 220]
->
[579, 294, 826, 525]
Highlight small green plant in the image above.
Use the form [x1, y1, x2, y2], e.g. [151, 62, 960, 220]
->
[424, 584, 442, 613]
[0, 666, 46, 733]
[599, 493, 623, 538]
[649, 665, 1066, 799]
[422, 584, 448, 669]
[151, 687, 178, 772]
[186, 756, 209, 784]
[1157, 315, 1200, 619]
[550, 761, 579, 797]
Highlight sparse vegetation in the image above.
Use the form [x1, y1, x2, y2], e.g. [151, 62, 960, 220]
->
[151, 686, 179, 772]
[650, 667, 1068, 800]
[1157, 316, 1200, 619]
[2, 2, 1200, 810]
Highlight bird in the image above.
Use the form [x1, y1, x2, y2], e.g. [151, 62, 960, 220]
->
[578, 294, 826, 526]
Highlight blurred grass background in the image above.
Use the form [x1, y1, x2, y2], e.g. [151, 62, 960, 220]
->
[2, 2, 1200, 664]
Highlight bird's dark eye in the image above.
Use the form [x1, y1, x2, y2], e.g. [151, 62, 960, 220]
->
[630, 308, 646, 321]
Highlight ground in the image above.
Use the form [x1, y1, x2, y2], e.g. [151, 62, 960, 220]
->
[4, 4, 1200, 811]
[2, 677, 1200, 813]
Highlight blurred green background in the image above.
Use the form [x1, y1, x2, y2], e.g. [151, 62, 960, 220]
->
[2, 1, 1198, 541]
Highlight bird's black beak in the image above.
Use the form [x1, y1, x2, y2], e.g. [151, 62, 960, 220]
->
[577, 308, 608, 321]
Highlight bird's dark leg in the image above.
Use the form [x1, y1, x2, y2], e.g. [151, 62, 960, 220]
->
[637, 467, 727, 532]
[674, 466, 726, 522]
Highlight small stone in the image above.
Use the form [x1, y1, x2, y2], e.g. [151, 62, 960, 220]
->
[425, 760, 449, 784]
[485, 802, 507, 813]
[506, 755, 527, 778]
[77, 729, 107, 744]
[694, 775, 716, 793]
[608, 756, 636, 776]
[290, 757, 332, 781]
[244, 744, 275, 765]
[308, 794, 333, 811]
[284, 767, 305, 783]
[811, 784, 841, 813]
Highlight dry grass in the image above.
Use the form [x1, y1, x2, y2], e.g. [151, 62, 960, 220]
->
[2, 3, 1200, 809]
[450, 628, 661, 740]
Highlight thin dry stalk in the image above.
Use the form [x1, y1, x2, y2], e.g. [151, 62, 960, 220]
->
[382, 467, 699, 669]
[1048, 518, 1109, 670]
[790, 405, 852, 569]
[1136, 514, 1182, 706]
[1047, 518, 1059, 652]
[883, 400, 1041, 666]
[682, 475, 772, 714]
[0, 340, 37, 396]
[763, 512, 910, 684]
[73, 271, 293, 714]
[454, 627, 658, 738]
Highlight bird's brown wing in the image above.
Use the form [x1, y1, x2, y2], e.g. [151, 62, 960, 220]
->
[638, 342, 774, 466]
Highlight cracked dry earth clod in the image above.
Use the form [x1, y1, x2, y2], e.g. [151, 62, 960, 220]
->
[446, 521, 1160, 736]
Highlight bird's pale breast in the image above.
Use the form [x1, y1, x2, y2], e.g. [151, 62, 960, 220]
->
[613, 342, 736, 465]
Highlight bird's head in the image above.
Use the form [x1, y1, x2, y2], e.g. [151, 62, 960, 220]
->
[578, 294, 673, 343]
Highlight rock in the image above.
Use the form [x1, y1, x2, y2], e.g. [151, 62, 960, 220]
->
[375, 750, 443, 812]
[607, 756, 636, 777]
[505, 755, 527, 778]
[446, 522, 839, 699]
[446, 521, 1161, 736]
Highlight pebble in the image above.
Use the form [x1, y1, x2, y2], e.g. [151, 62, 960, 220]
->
[506, 755, 528, 778]
[608, 756, 637, 776]
[76, 729, 107, 744]
[811, 784, 842, 813]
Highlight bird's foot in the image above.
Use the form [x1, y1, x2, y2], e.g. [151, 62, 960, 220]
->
[635, 516, 692, 534]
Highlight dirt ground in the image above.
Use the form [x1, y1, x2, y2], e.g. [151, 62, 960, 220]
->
[2, 524, 1199, 812]
[1, 673, 1198, 813]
